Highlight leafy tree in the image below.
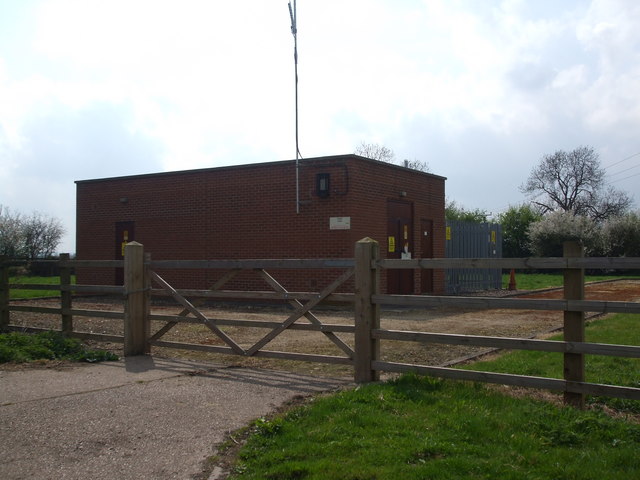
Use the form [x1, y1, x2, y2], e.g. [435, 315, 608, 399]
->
[445, 199, 489, 223]
[0, 206, 65, 259]
[520, 146, 632, 221]
[497, 204, 542, 257]
[527, 211, 602, 257]
[601, 211, 640, 257]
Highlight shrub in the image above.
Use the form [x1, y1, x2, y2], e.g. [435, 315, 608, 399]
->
[497, 204, 542, 257]
[527, 211, 602, 257]
[602, 211, 640, 257]
[0, 331, 118, 363]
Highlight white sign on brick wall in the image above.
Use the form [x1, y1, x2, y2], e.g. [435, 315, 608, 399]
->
[329, 217, 351, 230]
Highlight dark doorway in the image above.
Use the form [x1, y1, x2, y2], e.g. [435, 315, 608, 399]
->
[420, 219, 434, 293]
[115, 221, 135, 285]
[387, 200, 414, 294]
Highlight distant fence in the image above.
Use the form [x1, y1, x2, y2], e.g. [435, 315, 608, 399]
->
[445, 220, 502, 293]
[2, 241, 640, 409]
[0, 254, 126, 344]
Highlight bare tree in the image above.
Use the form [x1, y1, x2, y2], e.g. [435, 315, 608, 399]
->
[355, 142, 431, 172]
[0, 206, 65, 259]
[0, 206, 24, 257]
[354, 142, 395, 163]
[403, 158, 431, 173]
[22, 212, 65, 259]
[520, 146, 632, 221]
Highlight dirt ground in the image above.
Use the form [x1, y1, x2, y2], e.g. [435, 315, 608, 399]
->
[7, 280, 640, 377]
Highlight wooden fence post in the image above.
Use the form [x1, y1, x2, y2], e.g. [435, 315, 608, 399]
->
[354, 237, 380, 383]
[124, 242, 149, 356]
[0, 256, 9, 331]
[563, 240, 585, 408]
[59, 253, 72, 335]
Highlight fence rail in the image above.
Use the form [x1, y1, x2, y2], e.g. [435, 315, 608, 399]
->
[1, 240, 639, 409]
[382, 257, 640, 269]
[372, 294, 640, 313]
[372, 330, 640, 358]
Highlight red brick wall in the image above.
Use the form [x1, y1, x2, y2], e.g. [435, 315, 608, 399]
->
[76, 155, 446, 293]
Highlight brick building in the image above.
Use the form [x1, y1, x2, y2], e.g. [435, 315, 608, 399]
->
[75, 154, 446, 294]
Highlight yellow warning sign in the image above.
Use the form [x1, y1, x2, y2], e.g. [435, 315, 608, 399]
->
[388, 236, 396, 252]
[446, 226, 451, 240]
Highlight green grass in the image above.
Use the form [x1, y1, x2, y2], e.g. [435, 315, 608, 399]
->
[226, 314, 640, 479]
[501, 273, 636, 290]
[0, 331, 118, 363]
[228, 375, 639, 479]
[8, 275, 76, 299]
[466, 313, 640, 413]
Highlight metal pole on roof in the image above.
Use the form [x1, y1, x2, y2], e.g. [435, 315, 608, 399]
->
[288, 0, 300, 213]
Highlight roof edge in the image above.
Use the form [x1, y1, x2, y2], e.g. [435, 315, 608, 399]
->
[75, 153, 446, 184]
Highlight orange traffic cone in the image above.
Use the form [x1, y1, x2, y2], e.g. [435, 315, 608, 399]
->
[508, 269, 517, 291]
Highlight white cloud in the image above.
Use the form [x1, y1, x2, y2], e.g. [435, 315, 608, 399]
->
[0, 0, 638, 253]
[574, 0, 640, 135]
[552, 65, 587, 89]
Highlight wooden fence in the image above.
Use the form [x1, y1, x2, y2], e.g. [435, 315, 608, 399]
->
[1, 239, 639, 409]
[357, 238, 640, 409]
[0, 254, 126, 344]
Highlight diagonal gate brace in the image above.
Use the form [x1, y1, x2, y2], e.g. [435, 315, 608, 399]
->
[245, 267, 355, 357]
[148, 270, 245, 355]
[150, 269, 240, 341]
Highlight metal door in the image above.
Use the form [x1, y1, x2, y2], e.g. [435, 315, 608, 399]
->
[386, 200, 414, 294]
[420, 219, 434, 293]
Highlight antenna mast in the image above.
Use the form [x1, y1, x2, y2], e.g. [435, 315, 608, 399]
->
[288, 0, 300, 213]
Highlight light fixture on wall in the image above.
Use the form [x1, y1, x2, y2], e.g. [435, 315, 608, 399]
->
[119, 197, 128, 204]
[316, 173, 330, 198]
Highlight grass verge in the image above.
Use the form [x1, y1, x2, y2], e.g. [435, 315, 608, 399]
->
[227, 375, 639, 479]
[9, 275, 76, 299]
[224, 313, 640, 479]
[0, 330, 119, 363]
[465, 313, 640, 414]
[501, 273, 637, 290]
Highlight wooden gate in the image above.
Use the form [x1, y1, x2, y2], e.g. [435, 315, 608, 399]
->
[123, 242, 357, 366]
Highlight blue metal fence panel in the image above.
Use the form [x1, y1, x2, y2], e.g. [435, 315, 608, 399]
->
[445, 220, 502, 294]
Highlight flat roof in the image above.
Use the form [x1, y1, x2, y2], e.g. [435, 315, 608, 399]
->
[75, 153, 447, 184]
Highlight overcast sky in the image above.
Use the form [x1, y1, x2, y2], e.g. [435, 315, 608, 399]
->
[1, 0, 639, 254]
